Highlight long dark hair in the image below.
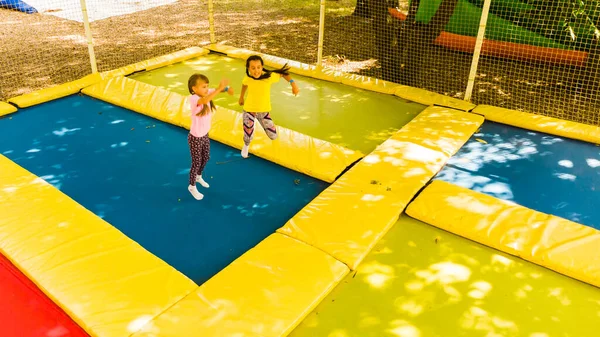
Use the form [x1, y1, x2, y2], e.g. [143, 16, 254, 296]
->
[187, 73, 216, 116]
[246, 55, 290, 80]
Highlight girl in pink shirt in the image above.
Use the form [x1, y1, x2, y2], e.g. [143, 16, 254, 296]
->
[187, 74, 233, 200]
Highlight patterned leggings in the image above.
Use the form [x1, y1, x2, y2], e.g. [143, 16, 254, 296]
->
[243, 111, 278, 146]
[188, 133, 210, 186]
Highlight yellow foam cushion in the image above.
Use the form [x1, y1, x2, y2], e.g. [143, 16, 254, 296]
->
[145, 47, 210, 71]
[210, 107, 362, 183]
[406, 180, 600, 289]
[8, 73, 102, 108]
[0, 101, 17, 116]
[473, 104, 600, 145]
[348, 107, 483, 199]
[82, 76, 187, 127]
[279, 107, 483, 270]
[83, 76, 362, 183]
[101, 47, 210, 79]
[390, 106, 484, 156]
[341, 74, 401, 95]
[132, 233, 349, 337]
[277, 170, 407, 270]
[206, 43, 243, 55]
[394, 85, 476, 111]
[0, 155, 197, 337]
[260, 54, 319, 78]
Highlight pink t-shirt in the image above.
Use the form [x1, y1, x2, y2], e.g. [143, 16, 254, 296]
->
[188, 91, 214, 138]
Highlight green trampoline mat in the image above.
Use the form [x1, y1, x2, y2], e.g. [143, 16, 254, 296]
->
[129, 53, 425, 154]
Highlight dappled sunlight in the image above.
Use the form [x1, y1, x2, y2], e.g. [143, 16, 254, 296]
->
[387, 320, 421, 337]
[445, 193, 504, 217]
[415, 262, 471, 286]
[468, 281, 492, 300]
[587, 158, 600, 168]
[127, 315, 154, 334]
[360, 261, 395, 289]
[459, 306, 518, 336]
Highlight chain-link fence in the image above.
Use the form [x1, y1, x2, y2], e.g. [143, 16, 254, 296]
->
[471, 0, 600, 124]
[1, 0, 599, 125]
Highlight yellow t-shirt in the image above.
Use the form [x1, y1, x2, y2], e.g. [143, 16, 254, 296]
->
[242, 74, 280, 112]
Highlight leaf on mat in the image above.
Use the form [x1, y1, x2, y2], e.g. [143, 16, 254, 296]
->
[475, 138, 488, 144]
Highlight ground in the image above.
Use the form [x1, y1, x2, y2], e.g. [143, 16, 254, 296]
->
[0, 0, 597, 125]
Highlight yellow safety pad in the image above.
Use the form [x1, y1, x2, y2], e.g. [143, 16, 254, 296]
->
[209, 106, 362, 183]
[406, 180, 600, 289]
[0, 155, 197, 337]
[206, 43, 257, 60]
[132, 233, 349, 337]
[394, 85, 476, 111]
[341, 74, 401, 95]
[278, 106, 483, 270]
[8, 73, 102, 108]
[0, 101, 17, 116]
[343, 107, 482, 201]
[206, 43, 243, 55]
[473, 104, 600, 145]
[83, 76, 362, 183]
[278, 170, 407, 270]
[101, 47, 209, 79]
[83, 76, 188, 127]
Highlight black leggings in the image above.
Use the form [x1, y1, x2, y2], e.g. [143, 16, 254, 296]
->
[188, 133, 210, 185]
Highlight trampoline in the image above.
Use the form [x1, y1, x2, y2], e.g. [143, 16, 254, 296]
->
[288, 215, 600, 337]
[435, 121, 600, 229]
[129, 53, 425, 154]
[0, 94, 328, 284]
[1, 45, 599, 337]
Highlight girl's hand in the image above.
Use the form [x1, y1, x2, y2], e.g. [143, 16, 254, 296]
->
[218, 78, 230, 90]
[239, 97, 244, 106]
[291, 83, 300, 96]
[227, 87, 235, 96]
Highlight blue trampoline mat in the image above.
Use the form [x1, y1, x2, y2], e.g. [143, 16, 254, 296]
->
[0, 95, 328, 284]
[435, 121, 600, 229]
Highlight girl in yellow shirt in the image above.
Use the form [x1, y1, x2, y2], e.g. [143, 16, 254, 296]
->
[238, 55, 300, 158]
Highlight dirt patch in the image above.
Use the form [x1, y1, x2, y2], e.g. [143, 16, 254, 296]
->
[0, 0, 598, 124]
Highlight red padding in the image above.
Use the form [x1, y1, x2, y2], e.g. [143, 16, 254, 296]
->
[0, 252, 89, 337]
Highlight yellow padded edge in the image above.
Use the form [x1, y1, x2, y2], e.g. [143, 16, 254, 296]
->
[101, 47, 210, 79]
[394, 85, 476, 111]
[0, 155, 197, 337]
[0, 101, 17, 116]
[8, 73, 103, 108]
[82, 76, 362, 183]
[341, 74, 402, 95]
[278, 106, 484, 270]
[406, 180, 600, 289]
[132, 233, 349, 337]
[473, 104, 600, 145]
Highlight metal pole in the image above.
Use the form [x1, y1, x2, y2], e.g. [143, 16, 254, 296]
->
[316, 0, 326, 68]
[208, 0, 216, 44]
[80, 0, 98, 73]
[464, 0, 492, 101]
